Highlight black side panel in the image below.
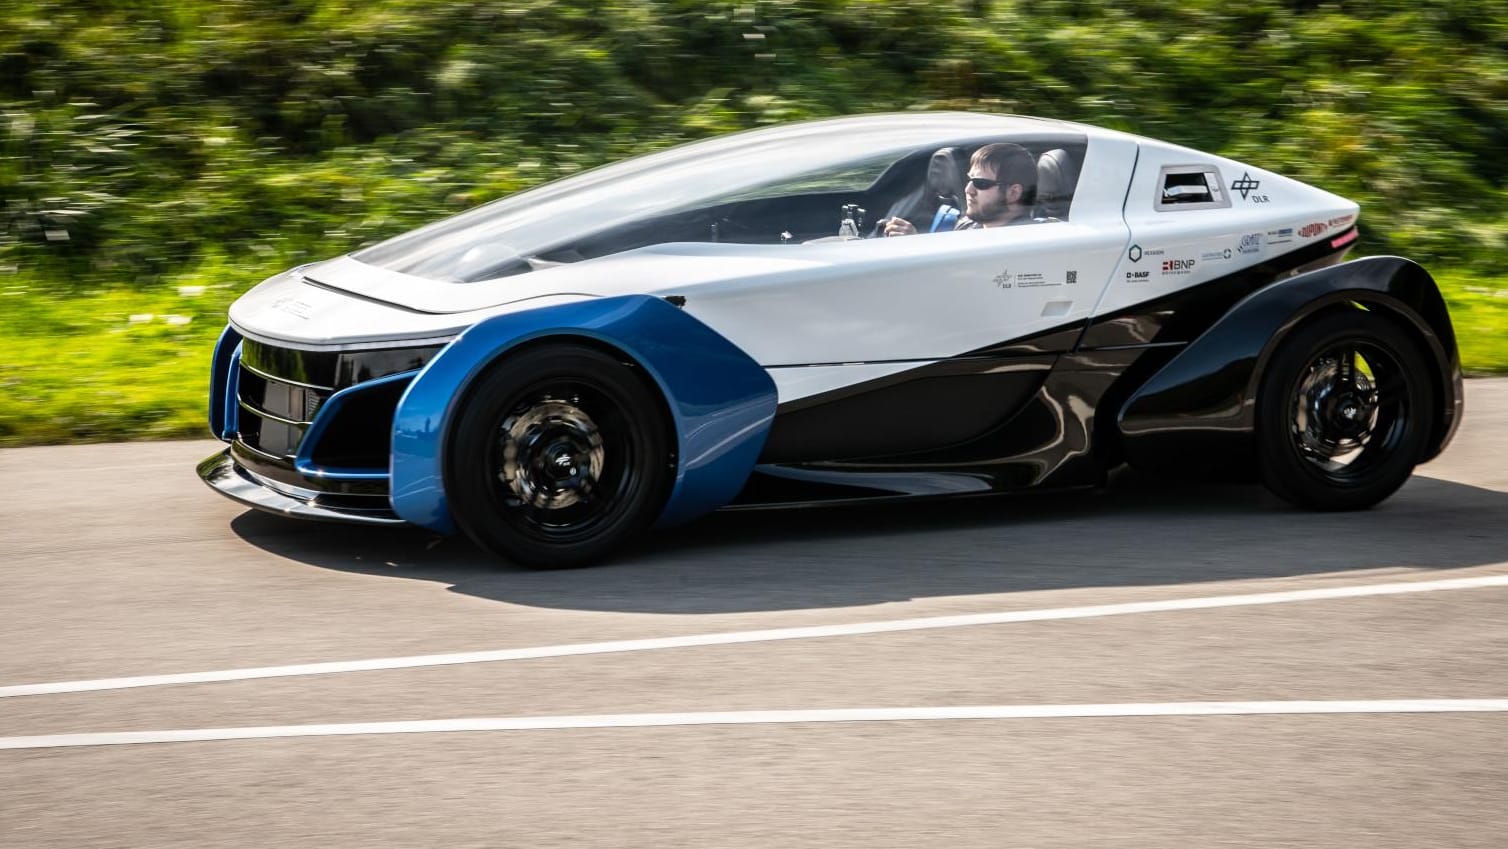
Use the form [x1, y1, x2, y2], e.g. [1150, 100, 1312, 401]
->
[758, 316, 1091, 464]
[759, 357, 1054, 463]
[1117, 256, 1462, 477]
[734, 347, 1154, 507]
[737, 315, 1159, 506]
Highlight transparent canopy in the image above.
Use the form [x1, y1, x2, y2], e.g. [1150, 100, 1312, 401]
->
[353, 115, 1085, 283]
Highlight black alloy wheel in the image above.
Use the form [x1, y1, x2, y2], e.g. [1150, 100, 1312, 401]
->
[1257, 309, 1433, 510]
[445, 344, 673, 568]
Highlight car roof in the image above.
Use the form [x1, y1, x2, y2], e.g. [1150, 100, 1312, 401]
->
[684, 111, 1104, 151]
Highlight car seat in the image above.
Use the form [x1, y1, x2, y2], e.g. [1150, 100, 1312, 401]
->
[1034, 149, 1079, 220]
[873, 146, 969, 234]
[926, 146, 968, 232]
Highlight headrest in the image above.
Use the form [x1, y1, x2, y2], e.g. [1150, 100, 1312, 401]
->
[1035, 149, 1079, 219]
[927, 147, 969, 208]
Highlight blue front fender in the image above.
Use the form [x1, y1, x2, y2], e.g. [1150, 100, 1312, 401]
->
[390, 295, 777, 535]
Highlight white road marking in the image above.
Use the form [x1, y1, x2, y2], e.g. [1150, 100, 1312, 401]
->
[4, 700, 1507, 750]
[4, 573, 1507, 699]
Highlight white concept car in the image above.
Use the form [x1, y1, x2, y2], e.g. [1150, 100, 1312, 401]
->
[199, 112, 1464, 567]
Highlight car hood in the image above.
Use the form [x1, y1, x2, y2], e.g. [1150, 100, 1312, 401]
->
[301, 243, 833, 315]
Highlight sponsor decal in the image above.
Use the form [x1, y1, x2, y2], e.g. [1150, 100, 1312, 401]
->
[1126, 270, 1151, 281]
[1231, 171, 1269, 203]
[1237, 232, 1263, 254]
[1266, 227, 1294, 246]
[1329, 214, 1355, 229]
[1128, 244, 1143, 262]
[993, 269, 1013, 288]
[1161, 258, 1196, 275]
[1014, 271, 1054, 287]
[1200, 248, 1234, 262]
[1066, 270, 1077, 285]
[1298, 221, 1328, 238]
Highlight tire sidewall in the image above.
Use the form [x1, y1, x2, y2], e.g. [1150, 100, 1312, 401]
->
[444, 344, 671, 568]
[1257, 311, 1431, 510]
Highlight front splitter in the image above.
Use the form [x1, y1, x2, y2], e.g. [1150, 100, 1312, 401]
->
[196, 448, 406, 526]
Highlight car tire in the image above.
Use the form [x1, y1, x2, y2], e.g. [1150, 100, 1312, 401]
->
[444, 343, 673, 568]
[1256, 309, 1433, 511]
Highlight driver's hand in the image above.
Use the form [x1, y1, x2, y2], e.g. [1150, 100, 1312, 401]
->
[883, 217, 917, 237]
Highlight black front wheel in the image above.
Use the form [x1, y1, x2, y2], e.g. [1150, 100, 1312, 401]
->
[1256, 310, 1433, 511]
[445, 344, 673, 568]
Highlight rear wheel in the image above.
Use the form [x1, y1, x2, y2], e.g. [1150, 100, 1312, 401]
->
[1257, 310, 1432, 510]
[445, 344, 672, 568]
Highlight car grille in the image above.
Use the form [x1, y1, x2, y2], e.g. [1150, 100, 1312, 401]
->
[234, 339, 443, 460]
[235, 363, 330, 458]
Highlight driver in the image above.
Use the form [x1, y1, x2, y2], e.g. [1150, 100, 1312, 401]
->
[883, 143, 1037, 236]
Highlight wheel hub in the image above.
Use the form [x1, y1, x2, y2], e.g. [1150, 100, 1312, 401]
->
[497, 398, 605, 510]
[1319, 385, 1375, 439]
[1292, 352, 1380, 464]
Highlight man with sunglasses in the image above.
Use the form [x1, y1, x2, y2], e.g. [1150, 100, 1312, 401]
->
[883, 142, 1038, 236]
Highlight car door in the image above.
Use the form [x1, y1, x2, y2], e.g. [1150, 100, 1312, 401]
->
[679, 133, 1139, 461]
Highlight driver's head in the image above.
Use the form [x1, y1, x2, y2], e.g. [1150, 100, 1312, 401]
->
[964, 143, 1037, 226]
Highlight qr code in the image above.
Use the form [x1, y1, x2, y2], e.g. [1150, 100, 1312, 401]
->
[1065, 270, 1077, 285]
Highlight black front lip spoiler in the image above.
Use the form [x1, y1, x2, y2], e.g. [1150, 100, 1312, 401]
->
[196, 448, 406, 526]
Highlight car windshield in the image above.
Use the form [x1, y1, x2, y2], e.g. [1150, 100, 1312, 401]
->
[352, 113, 1085, 281]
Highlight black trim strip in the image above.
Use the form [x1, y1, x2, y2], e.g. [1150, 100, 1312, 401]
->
[300, 275, 440, 315]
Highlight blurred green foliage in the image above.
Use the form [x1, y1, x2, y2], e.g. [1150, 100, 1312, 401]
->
[2, 0, 1507, 445]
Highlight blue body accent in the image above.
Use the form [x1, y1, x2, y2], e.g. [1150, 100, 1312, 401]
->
[390, 295, 778, 535]
[208, 324, 243, 441]
[294, 369, 419, 482]
[930, 205, 960, 233]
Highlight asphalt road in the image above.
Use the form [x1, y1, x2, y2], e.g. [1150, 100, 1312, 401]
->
[3, 379, 1507, 848]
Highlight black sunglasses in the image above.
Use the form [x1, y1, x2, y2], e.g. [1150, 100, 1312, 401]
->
[966, 177, 1008, 191]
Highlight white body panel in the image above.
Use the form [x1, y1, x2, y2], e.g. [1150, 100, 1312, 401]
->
[1096, 139, 1358, 317]
[675, 134, 1138, 374]
[228, 268, 592, 349]
[227, 113, 1359, 404]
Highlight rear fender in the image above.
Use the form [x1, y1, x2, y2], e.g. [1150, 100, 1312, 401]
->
[1117, 256, 1462, 476]
[390, 295, 777, 535]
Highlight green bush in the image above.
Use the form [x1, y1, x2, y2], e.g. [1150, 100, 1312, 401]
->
[3, 0, 1506, 446]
